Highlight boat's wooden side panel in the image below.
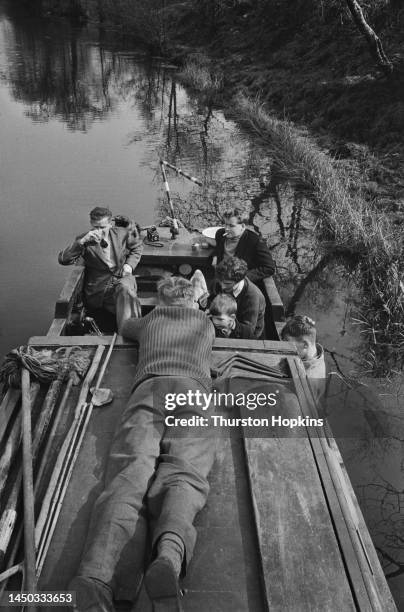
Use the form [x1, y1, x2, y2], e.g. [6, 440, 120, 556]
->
[262, 276, 285, 322]
[288, 357, 398, 612]
[54, 266, 84, 319]
[29, 336, 297, 354]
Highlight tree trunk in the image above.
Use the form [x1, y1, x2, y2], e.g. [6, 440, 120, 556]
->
[345, 0, 393, 75]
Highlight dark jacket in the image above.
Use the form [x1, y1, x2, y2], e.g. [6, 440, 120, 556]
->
[211, 278, 266, 339]
[214, 228, 275, 283]
[58, 226, 143, 309]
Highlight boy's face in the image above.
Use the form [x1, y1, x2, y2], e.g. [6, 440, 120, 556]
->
[209, 313, 235, 336]
[283, 334, 316, 361]
[218, 279, 236, 294]
[224, 216, 245, 239]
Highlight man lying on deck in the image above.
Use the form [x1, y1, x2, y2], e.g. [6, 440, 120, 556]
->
[211, 207, 276, 284]
[58, 206, 143, 330]
[69, 276, 216, 612]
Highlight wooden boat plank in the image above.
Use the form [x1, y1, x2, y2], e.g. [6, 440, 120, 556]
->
[214, 338, 296, 353]
[262, 276, 284, 321]
[288, 357, 397, 612]
[29, 336, 297, 355]
[244, 434, 356, 611]
[29, 335, 132, 347]
[179, 436, 267, 612]
[54, 266, 84, 319]
[222, 372, 356, 611]
[46, 318, 67, 337]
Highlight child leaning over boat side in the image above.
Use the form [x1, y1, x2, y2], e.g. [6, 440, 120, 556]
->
[208, 294, 254, 339]
[281, 315, 326, 401]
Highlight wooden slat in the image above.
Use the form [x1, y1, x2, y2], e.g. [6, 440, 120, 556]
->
[54, 266, 84, 318]
[46, 319, 67, 336]
[262, 276, 285, 322]
[240, 382, 356, 611]
[288, 357, 397, 612]
[28, 335, 132, 347]
[213, 338, 296, 353]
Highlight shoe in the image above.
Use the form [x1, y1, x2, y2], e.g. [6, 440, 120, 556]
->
[68, 576, 114, 612]
[144, 557, 184, 612]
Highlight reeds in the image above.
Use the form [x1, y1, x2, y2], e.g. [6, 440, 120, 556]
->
[178, 54, 223, 98]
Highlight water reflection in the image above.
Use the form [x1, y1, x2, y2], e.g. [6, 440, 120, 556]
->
[327, 376, 404, 599]
[3, 22, 114, 128]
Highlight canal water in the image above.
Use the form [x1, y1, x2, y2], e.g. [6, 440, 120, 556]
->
[0, 3, 402, 607]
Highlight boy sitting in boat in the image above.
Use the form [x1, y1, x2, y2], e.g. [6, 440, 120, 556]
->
[70, 276, 216, 612]
[58, 206, 142, 330]
[212, 207, 275, 284]
[213, 256, 266, 339]
[281, 315, 326, 400]
[208, 293, 254, 339]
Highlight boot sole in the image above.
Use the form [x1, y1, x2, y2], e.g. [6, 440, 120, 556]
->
[144, 558, 183, 612]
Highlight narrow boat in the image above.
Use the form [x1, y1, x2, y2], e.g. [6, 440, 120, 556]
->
[0, 226, 397, 612]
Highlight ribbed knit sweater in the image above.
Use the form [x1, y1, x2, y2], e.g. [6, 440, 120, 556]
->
[122, 306, 215, 390]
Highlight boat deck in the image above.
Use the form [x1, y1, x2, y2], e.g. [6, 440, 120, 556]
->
[19, 335, 396, 612]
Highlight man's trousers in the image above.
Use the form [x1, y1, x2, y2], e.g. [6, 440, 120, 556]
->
[78, 376, 216, 601]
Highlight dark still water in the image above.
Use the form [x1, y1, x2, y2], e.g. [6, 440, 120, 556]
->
[0, 3, 402, 607]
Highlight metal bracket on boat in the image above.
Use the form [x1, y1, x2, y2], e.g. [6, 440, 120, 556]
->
[84, 317, 103, 336]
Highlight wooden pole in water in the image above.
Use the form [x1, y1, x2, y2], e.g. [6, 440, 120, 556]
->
[21, 368, 37, 608]
[161, 160, 202, 186]
[159, 160, 179, 239]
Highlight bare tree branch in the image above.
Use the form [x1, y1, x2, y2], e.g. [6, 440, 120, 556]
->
[345, 0, 393, 75]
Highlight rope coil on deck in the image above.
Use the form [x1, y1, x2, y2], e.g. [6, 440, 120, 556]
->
[0, 346, 91, 388]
